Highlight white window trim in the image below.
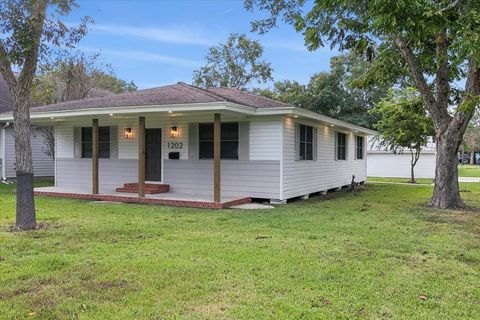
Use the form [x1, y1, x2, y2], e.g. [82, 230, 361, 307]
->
[295, 123, 317, 161]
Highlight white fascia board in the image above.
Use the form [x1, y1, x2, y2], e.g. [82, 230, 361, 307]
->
[252, 106, 375, 134]
[291, 108, 376, 135]
[0, 102, 257, 121]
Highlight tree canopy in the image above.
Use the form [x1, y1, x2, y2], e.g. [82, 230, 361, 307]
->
[255, 53, 388, 128]
[372, 88, 434, 152]
[193, 33, 273, 89]
[371, 87, 434, 182]
[33, 52, 137, 105]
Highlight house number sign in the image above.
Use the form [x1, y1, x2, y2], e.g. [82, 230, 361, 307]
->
[168, 141, 183, 149]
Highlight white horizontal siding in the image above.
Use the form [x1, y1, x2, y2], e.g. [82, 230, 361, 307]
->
[30, 127, 55, 177]
[55, 115, 285, 161]
[55, 158, 280, 199]
[367, 152, 436, 179]
[3, 126, 54, 178]
[249, 120, 282, 160]
[56, 158, 138, 193]
[56, 126, 74, 158]
[164, 160, 280, 198]
[282, 117, 367, 200]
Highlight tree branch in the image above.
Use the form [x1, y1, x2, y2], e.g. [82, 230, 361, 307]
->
[436, 0, 460, 14]
[0, 41, 17, 92]
[17, 0, 48, 96]
[435, 30, 449, 110]
[392, 35, 451, 130]
[447, 62, 480, 139]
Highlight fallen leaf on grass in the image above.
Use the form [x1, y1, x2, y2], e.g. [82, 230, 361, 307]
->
[419, 295, 428, 301]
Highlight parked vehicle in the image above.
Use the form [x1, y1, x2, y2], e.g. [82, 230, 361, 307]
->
[458, 153, 471, 164]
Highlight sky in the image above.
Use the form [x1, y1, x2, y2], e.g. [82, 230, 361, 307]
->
[65, 0, 338, 90]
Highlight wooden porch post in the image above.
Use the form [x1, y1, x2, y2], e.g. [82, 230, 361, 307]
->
[214, 113, 221, 203]
[138, 116, 145, 198]
[92, 118, 99, 194]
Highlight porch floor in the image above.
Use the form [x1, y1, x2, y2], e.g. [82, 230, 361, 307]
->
[34, 186, 251, 209]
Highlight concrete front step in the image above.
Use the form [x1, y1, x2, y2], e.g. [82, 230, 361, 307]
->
[116, 183, 170, 194]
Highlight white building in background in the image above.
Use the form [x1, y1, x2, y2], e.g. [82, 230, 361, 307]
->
[367, 137, 436, 179]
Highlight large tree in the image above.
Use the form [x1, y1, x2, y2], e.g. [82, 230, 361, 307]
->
[372, 88, 434, 183]
[0, 0, 88, 230]
[193, 33, 273, 89]
[246, 0, 480, 209]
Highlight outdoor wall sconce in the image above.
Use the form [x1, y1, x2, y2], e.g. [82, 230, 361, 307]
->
[170, 126, 179, 138]
[124, 128, 133, 139]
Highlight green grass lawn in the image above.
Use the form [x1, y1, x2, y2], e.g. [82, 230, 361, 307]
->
[458, 164, 480, 177]
[368, 177, 434, 185]
[1, 180, 479, 319]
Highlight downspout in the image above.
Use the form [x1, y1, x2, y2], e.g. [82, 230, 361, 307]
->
[1, 122, 9, 180]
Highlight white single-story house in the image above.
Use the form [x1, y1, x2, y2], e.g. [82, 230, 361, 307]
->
[0, 83, 374, 208]
[0, 76, 54, 180]
[367, 137, 436, 179]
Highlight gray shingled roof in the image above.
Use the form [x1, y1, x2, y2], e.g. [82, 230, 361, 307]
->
[0, 75, 13, 114]
[24, 82, 293, 114]
[207, 86, 292, 109]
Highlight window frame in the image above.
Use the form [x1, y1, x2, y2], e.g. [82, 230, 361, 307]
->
[198, 122, 239, 160]
[297, 124, 316, 161]
[336, 132, 347, 161]
[81, 126, 111, 159]
[355, 135, 364, 160]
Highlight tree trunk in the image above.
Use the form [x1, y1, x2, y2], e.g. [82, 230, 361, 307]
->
[428, 134, 466, 209]
[13, 92, 36, 230]
[409, 149, 417, 183]
[410, 163, 415, 183]
[470, 152, 475, 165]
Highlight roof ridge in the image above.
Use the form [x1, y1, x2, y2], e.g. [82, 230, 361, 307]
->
[176, 82, 228, 102]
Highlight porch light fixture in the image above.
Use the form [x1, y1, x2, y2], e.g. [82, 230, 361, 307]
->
[294, 115, 299, 118]
[109, 113, 114, 117]
[124, 127, 133, 139]
[330, 124, 335, 127]
[168, 110, 173, 114]
[170, 126, 179, 138]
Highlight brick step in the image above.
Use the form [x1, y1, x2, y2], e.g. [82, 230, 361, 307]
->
[116, 183, 170, 194]
[123, 183, 169, 190]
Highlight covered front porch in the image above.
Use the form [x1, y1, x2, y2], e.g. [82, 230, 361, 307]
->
[40, 110, 256, 208]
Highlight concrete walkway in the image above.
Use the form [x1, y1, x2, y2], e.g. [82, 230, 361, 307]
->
[459, 177, 480, 183]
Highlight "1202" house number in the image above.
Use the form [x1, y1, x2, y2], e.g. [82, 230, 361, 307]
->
[168, 141, 183, 149]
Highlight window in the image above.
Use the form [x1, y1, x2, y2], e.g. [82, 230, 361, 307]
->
[356, 136, 364, 160]
[82, 127, 110, 158]
[336, 132, 347, 160]
[298, 124, 315, 160]
[199, 122, 238, 159]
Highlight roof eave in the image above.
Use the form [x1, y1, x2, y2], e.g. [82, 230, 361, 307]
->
[0, 101, 258, 121]
[290, 107, 376, 135]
